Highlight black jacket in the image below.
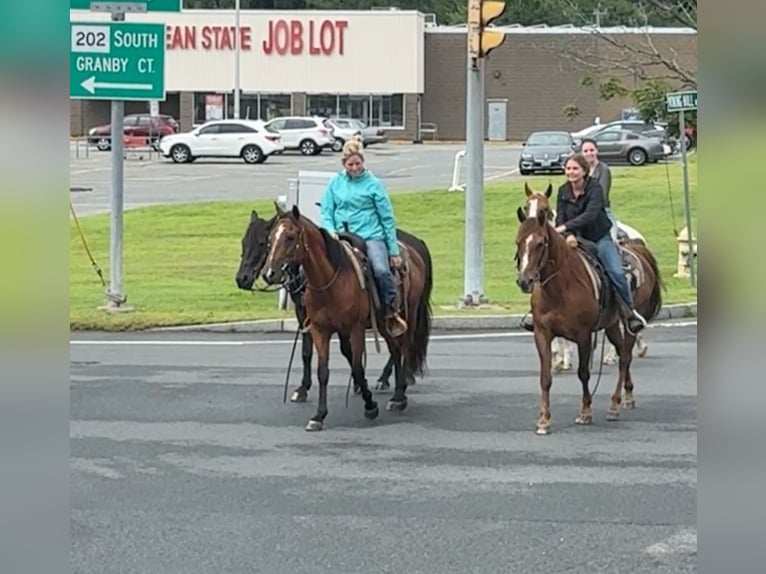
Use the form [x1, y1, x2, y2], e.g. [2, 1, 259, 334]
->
[555, 177, 612, 243]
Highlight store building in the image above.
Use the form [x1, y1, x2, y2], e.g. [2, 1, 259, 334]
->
[69, 9, 696, 142]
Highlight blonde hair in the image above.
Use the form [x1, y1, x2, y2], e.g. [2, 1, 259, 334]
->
[342, 139, 364, 163]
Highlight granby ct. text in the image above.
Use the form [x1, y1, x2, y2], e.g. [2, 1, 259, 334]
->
[262, 19, 348, 56]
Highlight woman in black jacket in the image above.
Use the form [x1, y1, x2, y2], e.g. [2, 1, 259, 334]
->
[520, 153, 647, 335]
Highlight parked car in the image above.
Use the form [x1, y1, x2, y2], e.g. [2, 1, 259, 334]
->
[583, 128, 666, 166]
[575, 119, 674, 155]
[87, 113, 179, 151]
[158, 119, 283, 164]
[263, 116, 334, 155]
[518, 131, 577, 175]
[324, 117, 388, 152]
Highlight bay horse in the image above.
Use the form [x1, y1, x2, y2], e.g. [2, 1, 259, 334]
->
[515, 183, 664, 435]
[260, 203, 433, 431]
[235, 209, 430, 400]
[519, 185, 649, 371]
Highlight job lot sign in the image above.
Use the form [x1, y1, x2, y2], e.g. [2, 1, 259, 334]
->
[70, 21, 165, 101]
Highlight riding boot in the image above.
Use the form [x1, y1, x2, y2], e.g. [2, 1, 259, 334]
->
[386, 309, 407, 338]
[520, 311, 535, 332]
[616, 297, 648, 335]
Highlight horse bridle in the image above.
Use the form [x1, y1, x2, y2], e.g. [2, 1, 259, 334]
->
[516, 221, 559, 288]
[270, 218, 342, 292]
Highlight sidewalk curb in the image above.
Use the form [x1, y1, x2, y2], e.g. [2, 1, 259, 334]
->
[149, 302, 696, 334]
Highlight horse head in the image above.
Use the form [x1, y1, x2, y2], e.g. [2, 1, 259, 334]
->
[235, 209, 276, 290]
[261, 203, 307, 286]
[516, 182, 554, 225]
[515, 183, 555, 294]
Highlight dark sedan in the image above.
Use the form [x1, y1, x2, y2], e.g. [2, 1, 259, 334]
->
[518, 131, 577, 175]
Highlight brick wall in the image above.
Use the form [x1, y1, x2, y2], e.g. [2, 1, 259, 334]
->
[423, 30, 697, 141]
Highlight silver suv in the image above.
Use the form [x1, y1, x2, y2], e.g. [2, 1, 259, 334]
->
[263, 116, 335, 155]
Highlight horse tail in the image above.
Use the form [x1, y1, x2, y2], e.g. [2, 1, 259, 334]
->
[639, 245, 665, 322]
[397, 229, 433, 378]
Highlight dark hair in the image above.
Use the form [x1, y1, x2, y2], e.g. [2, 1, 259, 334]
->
[565, 152, 590, 173]
[580, 138, 598, 150]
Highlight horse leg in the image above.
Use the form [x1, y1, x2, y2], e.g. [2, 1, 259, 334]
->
[534, 328, 554, 435]
[386, 344, 407, 412]
[338, 334, 362, 395]
[376, 355, 394, 390]
[552, 338, 565, 373]
[305, 330, 331, 432]
[574, 337, 593, 426]
[290, 302, 312, 403]
[635, 333, 648, 358]
[603, 342, 618, 365]
[622, 331, 638, 410]
[604, 322, 627, 421]
[349, 327, 379, 420]
[290, 330, 313, 403]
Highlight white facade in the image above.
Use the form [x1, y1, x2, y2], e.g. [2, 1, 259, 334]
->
[69, 9, 425, 94]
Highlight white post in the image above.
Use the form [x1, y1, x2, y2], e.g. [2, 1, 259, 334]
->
[449, 150, 466, 192]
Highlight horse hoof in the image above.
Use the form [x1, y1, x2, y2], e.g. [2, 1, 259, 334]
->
[637, 345, 648, 358]
[375, 381, 390, 392]
[622, 400, 636, 410]
[575, 414, 592, 425]
[605, 410, 620, 422]
[386, 399, 407, 412]
[290, 391, 307, 403]
[553, 363, 564, 374]
[563, 363, 572, 371]
[305, 419, 324, 432]
[535, 426, 551, 435]
[364, 405, 379, 420]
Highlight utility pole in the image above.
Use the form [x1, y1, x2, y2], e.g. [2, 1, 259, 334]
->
[234, 0, 241, 118]
[463, 1, 506, 306]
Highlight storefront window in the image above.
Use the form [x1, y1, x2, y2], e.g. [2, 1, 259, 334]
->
[307, 94, 404, 128]
[193, 92, 292, 124]
[307, 94, 339, 118]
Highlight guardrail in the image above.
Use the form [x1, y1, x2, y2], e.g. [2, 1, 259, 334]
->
[70, 135, 163, 161]
[420, 122, 438, 141]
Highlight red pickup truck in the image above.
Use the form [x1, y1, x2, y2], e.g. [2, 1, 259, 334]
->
[87, 114, 180, 151]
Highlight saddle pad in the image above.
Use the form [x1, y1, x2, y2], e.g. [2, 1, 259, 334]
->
[576, 252, 601, 301]
[339, 241, 367, 290]
[619, 247, 645, 288]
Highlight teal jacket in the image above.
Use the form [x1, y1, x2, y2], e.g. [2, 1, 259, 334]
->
[319, 169, 400, 256]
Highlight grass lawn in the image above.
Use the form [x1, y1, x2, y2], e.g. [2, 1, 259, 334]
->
[71, 157, 697, 330]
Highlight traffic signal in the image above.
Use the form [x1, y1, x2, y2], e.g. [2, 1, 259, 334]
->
[467, 0, 507, 63]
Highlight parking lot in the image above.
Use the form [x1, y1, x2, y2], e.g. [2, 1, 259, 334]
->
[69, 142, 524, 216]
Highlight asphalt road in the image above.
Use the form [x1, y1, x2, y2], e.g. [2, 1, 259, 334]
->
[71, 321, 697, 574]
[69, 142, 523, 216]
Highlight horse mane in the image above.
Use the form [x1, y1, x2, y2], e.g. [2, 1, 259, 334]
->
[291, 213, 352, 273]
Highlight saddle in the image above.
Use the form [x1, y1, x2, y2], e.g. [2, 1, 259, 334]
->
[575, 237, 646, 327]
[337, 231, 410, 320]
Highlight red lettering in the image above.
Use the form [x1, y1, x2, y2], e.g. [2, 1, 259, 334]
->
[290, 20, 303, 55]
[319, 20, 335, 55]
[240, 27, 252, 50]
[220, 26, 233, 50]
[308, 21, 321, 55]
[201, 25, 213, 50]
[263, 19, 347, 56]
[335, 20, 347, 56]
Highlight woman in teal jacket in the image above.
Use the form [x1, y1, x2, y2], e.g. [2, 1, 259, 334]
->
[319, 140, 408, 337]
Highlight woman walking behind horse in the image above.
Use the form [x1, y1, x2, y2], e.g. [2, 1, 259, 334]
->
[319, 140, 408, 337]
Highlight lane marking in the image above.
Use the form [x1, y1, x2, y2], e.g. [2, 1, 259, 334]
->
[70, 320, 696, 346]
[484, 168, 519, 181]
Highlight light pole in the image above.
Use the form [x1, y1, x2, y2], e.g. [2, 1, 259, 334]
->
[233, 0, 241, 119]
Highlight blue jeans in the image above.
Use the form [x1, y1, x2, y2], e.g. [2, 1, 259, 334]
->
[604, 207, 618, 242]
[595, 234, 633, 307]
[366, 239, 397, 310]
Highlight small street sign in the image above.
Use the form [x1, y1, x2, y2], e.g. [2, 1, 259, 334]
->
[70, 21, 165, 101]
[70, 0, 182, 12]
[666, 90, 698, 112]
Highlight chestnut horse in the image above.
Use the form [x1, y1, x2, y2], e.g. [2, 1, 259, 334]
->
[515, 184, 664, 435]
[260, 203, 432, 431]
[235, 209, 428, 399]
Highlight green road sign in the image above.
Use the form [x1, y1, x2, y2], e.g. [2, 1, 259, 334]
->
[666, 90, 698, 112]
[70, 0, 181, 11]
[70, 21, 165, 101]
